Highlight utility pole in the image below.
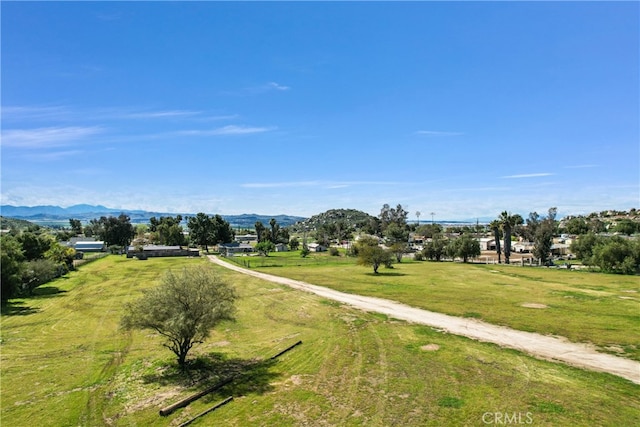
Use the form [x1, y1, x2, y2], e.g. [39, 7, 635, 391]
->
[430, 212, 435, 226]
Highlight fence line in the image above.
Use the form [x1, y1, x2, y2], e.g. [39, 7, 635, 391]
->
[224, 254, 354, 269]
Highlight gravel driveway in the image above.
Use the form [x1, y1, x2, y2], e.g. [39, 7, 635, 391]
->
[208, 255, 640, 385]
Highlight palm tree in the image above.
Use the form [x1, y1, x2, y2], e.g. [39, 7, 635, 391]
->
[499, 211, 524, 264]
[489, 220, 502, 263]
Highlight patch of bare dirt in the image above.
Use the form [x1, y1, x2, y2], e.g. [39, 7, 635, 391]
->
[420, 344, 440, 351]
[520, 303, 548, 309]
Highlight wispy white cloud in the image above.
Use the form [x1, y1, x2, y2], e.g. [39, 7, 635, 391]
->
[199, 114, 240, 122]
[226, 81, 292, 96]
[241, 180, 400, 189]
[2, 105, 237, 124]
[501, 173, 554, 179]
[414, 130, 464, 137]
[25, 150, 85, 161]
[123, 110, 201, 119]
[241, 181, 320, 189]
[178, 125, 276, 136]
[564, 164, 598, 169]
[70, 167, 108, 176]
[1, 126, 103, 148]
[1, 105, 72, 121]
[266, 82, 290, 91]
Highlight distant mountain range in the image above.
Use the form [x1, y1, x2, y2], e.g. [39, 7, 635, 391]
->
[0, 204, 306, 228]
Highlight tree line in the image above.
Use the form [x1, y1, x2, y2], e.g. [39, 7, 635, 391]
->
[1, 225, 76, 301]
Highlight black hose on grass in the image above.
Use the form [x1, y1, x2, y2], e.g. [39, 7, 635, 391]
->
[159, 377, 234, 417]
[159, 340, 302, 417]
[177, 396, 234, 427]
[270, 340, 303, 360]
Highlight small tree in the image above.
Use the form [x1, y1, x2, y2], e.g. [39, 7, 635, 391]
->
[121, 267, 237, 368]
[255, 241, 275, 256]
[355, 237, 393, 274]
[289, 237, 300, 251]
[300, 244, 310, 258]
[385, 223, 409, 263]
[357, 245, 393, 273]
[422, 233, 447, 261]
[450, 233, 481, 263]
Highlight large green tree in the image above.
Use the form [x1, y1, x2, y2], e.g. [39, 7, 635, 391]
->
[149, 215, 185, 246]
[269, 218, 280, 242]
[97, 214, 135, 247]
[571, 234, 640, 274]
[415, 223, 443, 239]
[17, 232, 52, 261]
[213, 214, 235, 244]
[187, 213, 233, 251]
[499, 212, 523, 264]
[1, 235, 25, 301]
[69, 218, 83, 235]
[522, 212, 540, 242]
[187, 213, 212, 250]
[379, 203, 409, 234]
[254, 221, 266, 243]
[570, 233, 600, 263]
[121, 266, 237, 368]
[563, 217, 589, 235]
[533, 207, 557, 265]
[591, 238, 640, 274]
[615, 219, 639, 236]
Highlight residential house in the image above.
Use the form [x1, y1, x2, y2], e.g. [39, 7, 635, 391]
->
[218, 242, 254, 256]
[275, 243, 289, 252]
[236, 234, 258, 243]
[307, 243, 327, 252]
[126, 245, 199, 259]
[62, 237, 106, 252]
[513, 242, 534, 253]
[74, 241, 106, 252]
[477, 238, 496, 251]
[550, 243, 570, 257]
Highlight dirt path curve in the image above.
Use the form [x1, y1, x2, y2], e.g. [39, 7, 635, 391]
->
[208, 256, 640, 385]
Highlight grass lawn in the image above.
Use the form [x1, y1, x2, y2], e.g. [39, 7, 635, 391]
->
[247, 253, 640, 361]
[1, 255, 639, 426]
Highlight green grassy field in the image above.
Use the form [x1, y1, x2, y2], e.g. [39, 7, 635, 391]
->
[247, 253, 640, 361]
[1, 255, 639, 426]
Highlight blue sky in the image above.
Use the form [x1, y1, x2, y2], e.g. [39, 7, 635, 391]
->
[2, 1, 638, 220]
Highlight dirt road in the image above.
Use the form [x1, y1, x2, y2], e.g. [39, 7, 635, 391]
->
[208, 255, 640, 385]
